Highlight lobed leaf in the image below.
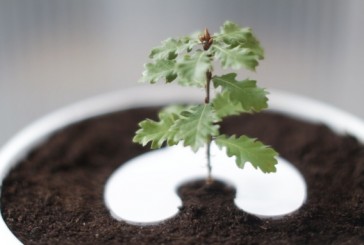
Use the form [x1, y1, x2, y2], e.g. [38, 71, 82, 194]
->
[180, 34, 201, 52]
[215, 21, 264, 57]
[176, 51, 212, 87]
[212, 91, 243, 118]
[211, 44, 260, 71]
[133, 107, 182, 149]
[174, 104, 220, 152]
[215, 134, 278, 173]
[212, 73, 268, 113]
[142, 59, 177, 83]
[150, 38, 178, 60]
[149, 36, 199, 60]
[213, 21, 264, 70]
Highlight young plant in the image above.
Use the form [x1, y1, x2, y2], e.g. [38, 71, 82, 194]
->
[133, 21, 278, 183]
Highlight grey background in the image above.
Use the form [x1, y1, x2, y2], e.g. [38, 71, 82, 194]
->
[1, 0, 363, 147]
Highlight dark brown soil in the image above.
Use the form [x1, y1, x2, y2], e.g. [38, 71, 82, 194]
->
[1, 108, 364, 244]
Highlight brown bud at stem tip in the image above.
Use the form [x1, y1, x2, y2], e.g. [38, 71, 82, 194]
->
[204, 28, 210, 40]
[200, 28, 213, 50]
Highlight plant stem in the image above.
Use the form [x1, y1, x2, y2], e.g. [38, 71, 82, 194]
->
[205, 71, 211, 104]
[201, 27, 214, 184]
[205, 70, 213, 184]
[206, 136, 212, 184]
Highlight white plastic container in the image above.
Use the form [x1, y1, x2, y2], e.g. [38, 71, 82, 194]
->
[1, 86, 364, 244]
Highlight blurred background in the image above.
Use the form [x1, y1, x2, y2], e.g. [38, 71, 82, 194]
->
[0, 0, 363, 147]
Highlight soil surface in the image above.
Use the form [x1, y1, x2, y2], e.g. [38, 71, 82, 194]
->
[1, 108, 364, 244]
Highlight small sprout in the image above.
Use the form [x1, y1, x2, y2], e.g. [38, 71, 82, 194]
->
[133, 21, 278, 183]
[199, 28, 213, 50]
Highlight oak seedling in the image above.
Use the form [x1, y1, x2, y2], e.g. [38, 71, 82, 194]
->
[133, 21, 278, 183]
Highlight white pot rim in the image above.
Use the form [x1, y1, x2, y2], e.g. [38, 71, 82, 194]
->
[1, 86, 364, 244]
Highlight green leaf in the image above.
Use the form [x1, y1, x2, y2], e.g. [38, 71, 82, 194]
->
[133, 107, 181, 149]
[180, 34, 200, 52]
[212, 91, 243, 118]
[176, 51, 212, 87]
[215, 134, 278, 173]
[212, 21, 264, 70]
[142, 59, 177, 83]
[174, 104, 220, 152]
[149, 38, 180, 60]
[215, 21, 264, 58]
[149, 37, 199, 60]
[212, 73, 268, 112]
[212, 43, 260, 71]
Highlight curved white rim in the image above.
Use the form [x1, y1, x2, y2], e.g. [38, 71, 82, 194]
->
[1, 86, 364, 243]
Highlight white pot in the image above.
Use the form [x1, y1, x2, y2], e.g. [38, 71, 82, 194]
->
[1, 86, 364, 244]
